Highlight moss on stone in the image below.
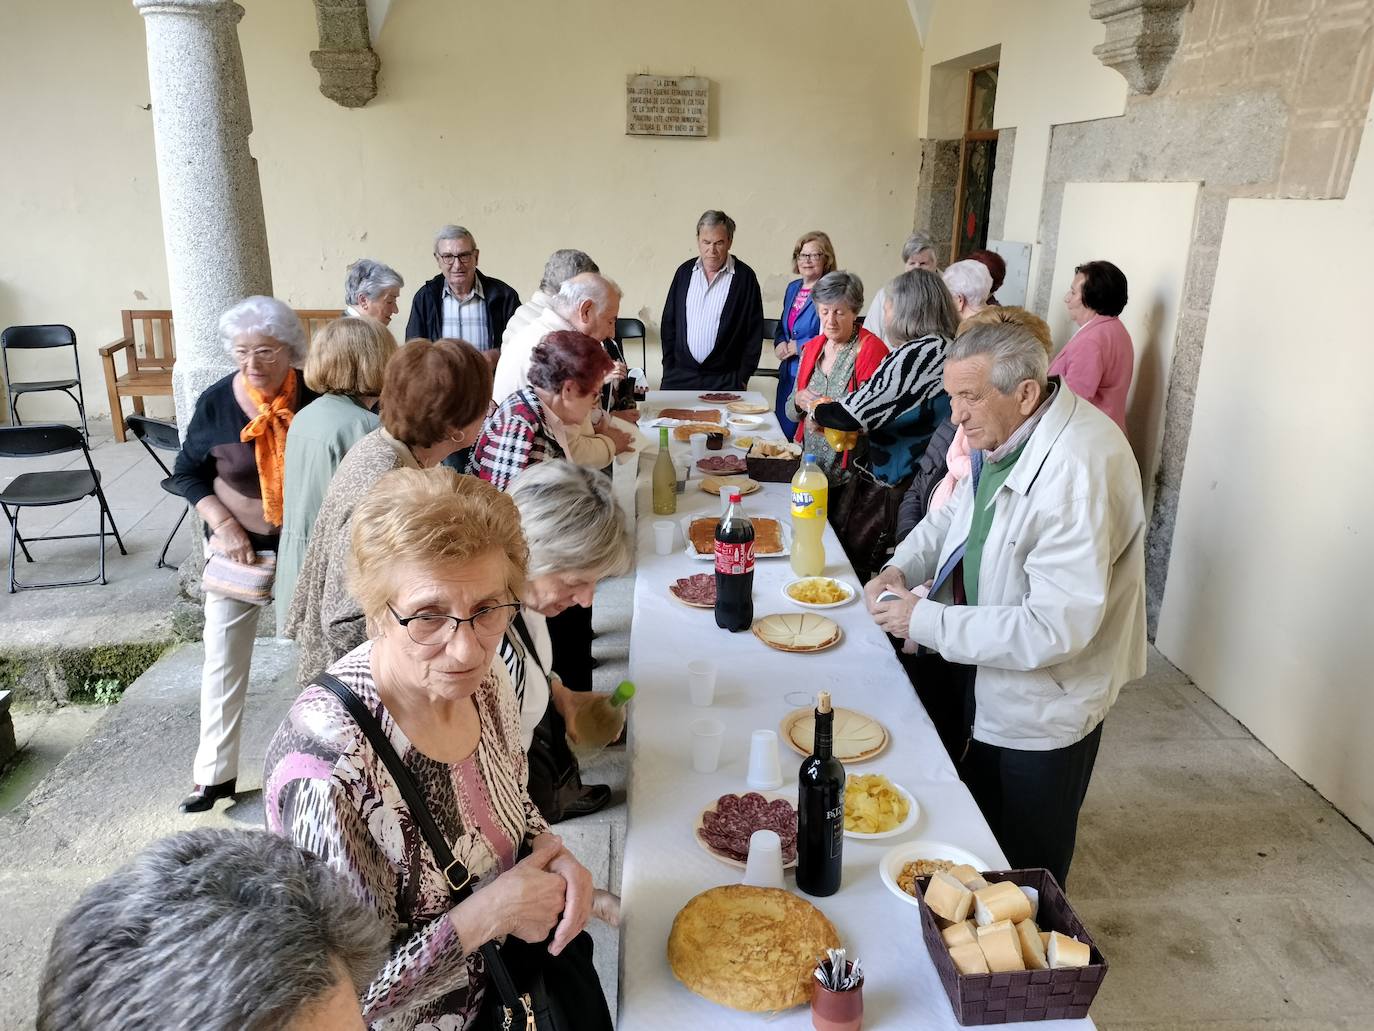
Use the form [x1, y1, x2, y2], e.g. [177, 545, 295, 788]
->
[0, 640, 173, 705]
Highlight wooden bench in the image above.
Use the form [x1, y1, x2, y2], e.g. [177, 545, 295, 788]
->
[100, 308, 344, 442]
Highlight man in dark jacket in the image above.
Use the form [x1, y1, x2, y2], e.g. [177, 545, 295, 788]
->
[405, 224, 520, 365]
[659, 210, 764, 390]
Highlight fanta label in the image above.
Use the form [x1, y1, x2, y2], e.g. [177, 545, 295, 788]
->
[792, 488, 826, 519]
[714, 540, 755, 574]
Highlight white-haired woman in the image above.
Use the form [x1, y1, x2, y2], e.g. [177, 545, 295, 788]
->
[504, 461, 632, 822]
[942, 259, 994, 323]
[344, 258, 405, 326]
[170, 296, 316, 813]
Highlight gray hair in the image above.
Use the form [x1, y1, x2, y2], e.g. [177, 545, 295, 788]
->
[942, 260, 993, 310]
[37, 828, 389, 1031]
[344, 258, 404, 306]
[539, 249, 599, 294]
[550, 273, 622, 320]
[885, 268, 960, 343]
[948, 320, 1050, 394]
[696, 209, 737, 241]
[508, 461, 632, 580]
[901, 230, 938, 265]
[218, 296, 308, 364]
[433, 223, 475, 252]
[812, 270, 864, 313]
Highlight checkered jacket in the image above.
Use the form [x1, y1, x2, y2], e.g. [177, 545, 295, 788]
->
[468, 387, 566, 491]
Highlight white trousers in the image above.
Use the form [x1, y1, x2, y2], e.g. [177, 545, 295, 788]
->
[193, 590, 260, 785]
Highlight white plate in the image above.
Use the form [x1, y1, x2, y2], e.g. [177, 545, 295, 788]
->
[694, 791, 798, 869]
[728, 415, 766, 430]
[680, 515, 792, 559]
[781, 577, 857, 609]
[879, 840, 992, 907]
[844, 779, 920, 840]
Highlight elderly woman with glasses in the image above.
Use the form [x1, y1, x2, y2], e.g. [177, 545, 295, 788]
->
[169, 296, 316, 813]
[265, 467, 606, 1030]
[276, 317, 396, 635]
[772, 231, 836, 437]
[287, 338, 492, 688]
[866, 230, 941, 348]
[344, 258, 405, 326]
[784, 270, 888, 484]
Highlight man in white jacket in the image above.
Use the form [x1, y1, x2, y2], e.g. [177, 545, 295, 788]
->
[502, 248, 599, 347]
[865, 319, 1146, 886]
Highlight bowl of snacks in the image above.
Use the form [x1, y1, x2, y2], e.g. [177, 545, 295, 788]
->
[878, 841, 991, 907]
[844, 773, 918, 839]
[783, 577, 855, 609]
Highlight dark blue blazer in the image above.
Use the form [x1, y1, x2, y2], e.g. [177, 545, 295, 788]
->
[773, 278, 821, 436]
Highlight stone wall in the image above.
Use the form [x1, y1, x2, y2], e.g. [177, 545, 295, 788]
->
[913, 139, 960, 266]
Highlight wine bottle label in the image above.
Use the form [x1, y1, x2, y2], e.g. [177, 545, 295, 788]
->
[714, 540, 755, 575]
[791, 487, 826, 519]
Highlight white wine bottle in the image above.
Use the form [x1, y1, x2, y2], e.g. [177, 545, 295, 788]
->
[652, 427, 676, 514]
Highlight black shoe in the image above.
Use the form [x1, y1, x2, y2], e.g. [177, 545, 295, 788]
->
[179, 779, 237, 813]
[589, 657, 601, 670]
[557, 783, 612, 820]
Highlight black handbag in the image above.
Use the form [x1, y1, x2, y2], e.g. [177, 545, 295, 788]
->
[313, 673, 613, 1031]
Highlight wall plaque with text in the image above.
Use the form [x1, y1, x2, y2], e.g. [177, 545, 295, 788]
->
[626, 74, 710, 137]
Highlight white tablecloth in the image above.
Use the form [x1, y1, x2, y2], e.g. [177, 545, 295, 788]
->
[616, 392, 1092, 1030]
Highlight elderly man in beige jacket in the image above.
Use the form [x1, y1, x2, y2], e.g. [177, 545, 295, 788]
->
[865, 319, 1146, 887]
[493, 272, 633, 466]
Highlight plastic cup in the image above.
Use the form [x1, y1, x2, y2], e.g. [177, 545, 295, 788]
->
[746, 729, 783, 791]
[690, 718, 724, 773]
[687, 660, 717, 706]
[742, 828, 785, 889]
[690, 433, 708, 460]
[653, 520, 675, 555]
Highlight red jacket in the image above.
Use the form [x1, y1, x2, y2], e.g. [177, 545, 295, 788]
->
[792, 328, 889, 442]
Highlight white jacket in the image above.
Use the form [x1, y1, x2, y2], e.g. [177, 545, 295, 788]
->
[890, 385, 1146, 751]
[501, 288, 551, 349]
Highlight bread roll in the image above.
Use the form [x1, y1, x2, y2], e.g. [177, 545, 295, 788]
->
[1040, 930, 1051, 952]
[973, 880, 1033, 926]
[975, 920, 1025, 973]
[924, 871, 974, 923]
[948, 863, 990, 891]
[949, 941, 989, 975]
[941, 920, 977, 949]
[1047, 931, 1091, 969]
[1015, 919, 1048, 970]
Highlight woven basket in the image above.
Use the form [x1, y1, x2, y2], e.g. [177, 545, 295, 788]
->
[915, 868, 1107, 1025]
[745, 454, 801, 483]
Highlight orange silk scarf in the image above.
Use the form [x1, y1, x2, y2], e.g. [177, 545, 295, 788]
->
[239, 367, 297, 527]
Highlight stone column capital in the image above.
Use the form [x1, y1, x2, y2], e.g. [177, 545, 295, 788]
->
[1089, 0, 1191, 96]
[134, 0, 244, 20]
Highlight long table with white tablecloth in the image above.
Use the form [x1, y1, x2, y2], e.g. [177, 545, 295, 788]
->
[614, 391, 1093, 1030]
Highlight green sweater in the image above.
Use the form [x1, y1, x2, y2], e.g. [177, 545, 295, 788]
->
[962, 442, 1026, 606]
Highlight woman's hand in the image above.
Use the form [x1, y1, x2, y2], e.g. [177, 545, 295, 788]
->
[604, 423, 634, 455]
[468, 841, 567, 946]
[210, 518, 255, 564]
[544, 846, 594, 955]
[774, 340, 797, 361]
[793, 386, 820, 414]
[551, 680, 605, 744]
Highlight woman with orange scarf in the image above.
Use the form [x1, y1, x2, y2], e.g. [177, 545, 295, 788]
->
[170, 296, 316, 813]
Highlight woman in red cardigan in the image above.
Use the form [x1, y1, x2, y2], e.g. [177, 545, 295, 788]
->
[785, 270, 888, 484]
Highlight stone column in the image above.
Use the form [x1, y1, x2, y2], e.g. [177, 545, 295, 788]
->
[133, 0, 273, 430]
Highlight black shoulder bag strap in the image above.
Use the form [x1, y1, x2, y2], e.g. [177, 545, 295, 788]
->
[312, 672, 535, 1028]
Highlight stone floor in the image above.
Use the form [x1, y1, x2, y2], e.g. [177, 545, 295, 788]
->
[1, 423, 1372, 1026]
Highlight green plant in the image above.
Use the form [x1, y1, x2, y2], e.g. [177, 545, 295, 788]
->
[85, 678, 124, 706]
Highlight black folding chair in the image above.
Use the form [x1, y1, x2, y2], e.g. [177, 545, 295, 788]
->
[0, 424, 126, 592]
[755, 317, 782, 380]
[125, 414, 187, 569]
[2, 325, 90, 440]
[614, 317, 647, 370]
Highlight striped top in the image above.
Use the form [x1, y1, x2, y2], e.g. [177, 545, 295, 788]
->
[684, 255, 736, 363]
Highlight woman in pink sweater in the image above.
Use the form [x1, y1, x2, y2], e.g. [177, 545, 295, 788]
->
[1051, 260, 1133, 432]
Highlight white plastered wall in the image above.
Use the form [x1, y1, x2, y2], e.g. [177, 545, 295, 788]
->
[1048, 181, 1200, 516]
[0, 0, 923, 421]
[1156, 102, 1374, 835]
[918, 0, 1128, 292]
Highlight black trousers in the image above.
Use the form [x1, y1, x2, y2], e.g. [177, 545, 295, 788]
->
[544, 603, 594, 692]
[897, 647, 975, 766]
[961, 720, 1103, 889]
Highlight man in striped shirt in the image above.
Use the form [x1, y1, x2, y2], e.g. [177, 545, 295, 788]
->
[659, 210, 764, 390]
[404, 224, 521, 366]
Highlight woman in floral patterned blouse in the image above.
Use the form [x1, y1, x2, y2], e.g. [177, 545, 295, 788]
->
[264, 467, 597, 1030]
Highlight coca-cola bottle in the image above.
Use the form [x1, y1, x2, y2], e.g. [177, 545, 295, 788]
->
[714, 487, 755, 632]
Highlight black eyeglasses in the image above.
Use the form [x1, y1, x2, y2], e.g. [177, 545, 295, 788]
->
[436, 250, 477, 265]
[387, 601, 520, 646]
[797, 253, 826, 262]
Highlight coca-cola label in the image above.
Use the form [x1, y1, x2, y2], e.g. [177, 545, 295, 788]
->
[714, 539, 755, 575]
[791, 487, 826, 520]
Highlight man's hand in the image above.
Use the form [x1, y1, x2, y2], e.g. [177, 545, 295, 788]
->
[873, 592, 918, 640]
[862, 565, 908, 613]
[604, 361, 628, 386]
[604, 423, 634, 455]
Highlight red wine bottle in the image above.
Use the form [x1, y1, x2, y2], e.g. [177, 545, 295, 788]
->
[714, 487, 754, 632]
[797, 691, 845, 897]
